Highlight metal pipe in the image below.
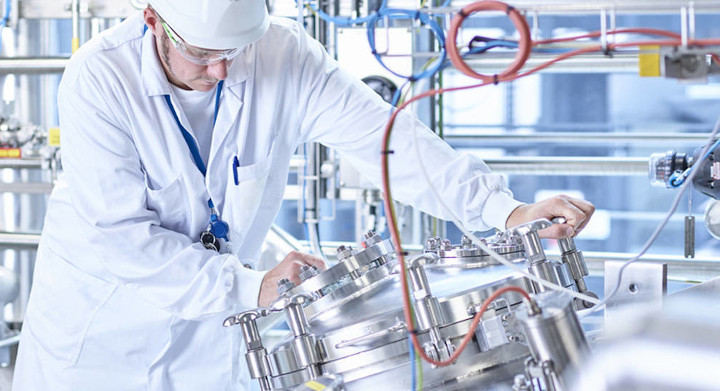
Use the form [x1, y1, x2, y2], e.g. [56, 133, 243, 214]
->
[499, 0, 720, 14]
[0, 57, 68, 74]
[0, 232, 40, 248]
[484, 157, 648, 176]
[0, 334, 19, 349]
[0, 182, 53, 194]
[444, 132, 711, 145]
[71, 0, 80, 53]
[0, 158, 43, 169]
[462, 53, 639, 74]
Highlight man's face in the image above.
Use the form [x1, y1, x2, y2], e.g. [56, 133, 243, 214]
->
[157, 30, 234, 91]
[145, 8, 235, 91]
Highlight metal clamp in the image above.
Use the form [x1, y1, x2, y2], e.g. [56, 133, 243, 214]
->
[335, 322, 407, 349]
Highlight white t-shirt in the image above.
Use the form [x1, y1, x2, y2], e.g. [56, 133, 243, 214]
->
[169, 84, 216, 165]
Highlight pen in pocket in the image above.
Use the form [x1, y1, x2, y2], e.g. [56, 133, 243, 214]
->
[232, 156, 239, 185]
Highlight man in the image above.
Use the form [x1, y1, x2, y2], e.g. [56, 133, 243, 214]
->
[12, 0, 593, 389]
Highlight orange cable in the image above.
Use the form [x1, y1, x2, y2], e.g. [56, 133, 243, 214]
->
[446, 0, 532, 83]
[383, 0, 720, 366]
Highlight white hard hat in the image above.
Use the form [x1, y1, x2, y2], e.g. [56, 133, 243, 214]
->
[148, 0, 270, 50]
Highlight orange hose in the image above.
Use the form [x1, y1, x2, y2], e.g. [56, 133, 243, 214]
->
[382, 12, 720, 367]
[411, 285, 532, 367]
[446, 0, 532, 83]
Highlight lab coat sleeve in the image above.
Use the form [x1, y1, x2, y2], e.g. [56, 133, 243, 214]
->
[290, 28, 523, 231]
[55, 64, 264, 320]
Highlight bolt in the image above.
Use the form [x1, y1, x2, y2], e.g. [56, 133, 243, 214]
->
[363, 231, 381, 247]
[299, 265, 320, 281]
[336, 245, 353, 261]
[276, 278, 295, 295]
[424, 237, 438, 251]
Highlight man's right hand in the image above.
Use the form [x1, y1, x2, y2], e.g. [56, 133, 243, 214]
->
[258, 251, 326, 307]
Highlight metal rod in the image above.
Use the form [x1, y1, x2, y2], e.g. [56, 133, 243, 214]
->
[0, 334, 19, 349]
[0, 232, 41, 248]
[462, 53, 639, 74]
[71, 0, 80, 53]
[445, 122, 714, 132]
[292, 155, 651, 177]
[484, 157, 648, 176]
[681, 6, 689, 48]
[443, 132, 711, 145]
[0, 58, 68, 74]
[0, 158, 43, 169]
[495, 0, 720, 14]
[689, 1, 697, 40]
[0, 182, 53, 194]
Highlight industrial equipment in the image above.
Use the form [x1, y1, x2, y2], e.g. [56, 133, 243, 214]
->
[225, 221, 595, 390]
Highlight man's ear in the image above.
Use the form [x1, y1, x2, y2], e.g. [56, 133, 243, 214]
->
[143, 7, 160, 36]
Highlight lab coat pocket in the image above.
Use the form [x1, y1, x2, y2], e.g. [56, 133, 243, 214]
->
[145, 174, 190, 233]
[26, 246, 116, 367]
[225, 153, 274, 247]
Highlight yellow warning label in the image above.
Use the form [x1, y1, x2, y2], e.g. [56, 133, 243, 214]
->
[303, 380, 326, 391]
[0, 148, 21, 158]
[48, 127, 61, 147]
[638, 45, 661, 77]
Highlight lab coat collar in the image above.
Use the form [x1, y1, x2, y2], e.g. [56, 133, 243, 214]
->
[140, 27, 251, 98]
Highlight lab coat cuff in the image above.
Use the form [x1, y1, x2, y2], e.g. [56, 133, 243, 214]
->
[482, 191, 525, 230]
[236, 266, 267, 310]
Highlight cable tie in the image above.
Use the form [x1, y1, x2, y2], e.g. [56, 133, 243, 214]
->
[408, 329, 419, 335]
[414, 10, 421, 20]
[603, 46, 613, 57]
[493, 74, 499, 85]
[506, 5, 515, 14]
[381, 150, 395, 155]
[458, 9, 468, 18]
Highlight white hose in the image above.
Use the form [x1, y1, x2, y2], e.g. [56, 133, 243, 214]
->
[406, 77, 601, 305]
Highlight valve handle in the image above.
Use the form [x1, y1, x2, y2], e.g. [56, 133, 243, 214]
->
[508, 218, 552, 237]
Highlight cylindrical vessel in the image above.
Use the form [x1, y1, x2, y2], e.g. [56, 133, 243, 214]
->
[518, 293, 588, 379]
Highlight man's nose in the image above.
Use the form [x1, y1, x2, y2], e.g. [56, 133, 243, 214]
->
[207, 59, 229, 80]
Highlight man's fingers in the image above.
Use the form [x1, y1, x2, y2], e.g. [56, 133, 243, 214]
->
[567, 198, 595, 233]
[548, 197, 589, 232]
[538, 224, 574, 239]
[297, 253, 327, 270]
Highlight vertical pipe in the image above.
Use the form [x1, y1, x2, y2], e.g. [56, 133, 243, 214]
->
[71, 0, 80, 53]
[680, 6, 688, 48]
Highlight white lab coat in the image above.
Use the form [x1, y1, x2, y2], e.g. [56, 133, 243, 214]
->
[13, 12, 522, 391]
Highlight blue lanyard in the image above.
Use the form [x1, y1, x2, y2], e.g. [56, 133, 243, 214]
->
[163, 81, 229, 240]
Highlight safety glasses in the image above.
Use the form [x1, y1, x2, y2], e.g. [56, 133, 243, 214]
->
[161, 20, 240, 66]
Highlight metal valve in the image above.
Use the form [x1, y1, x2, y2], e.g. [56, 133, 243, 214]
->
[223, 309, 273, 390]
[551, 218, 598, 308]
[276, 293, 323, 379]
[508, 218, 552, 264]
[508, 219, 562, 293]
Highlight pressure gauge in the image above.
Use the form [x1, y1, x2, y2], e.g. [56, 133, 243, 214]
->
[361, 75, 398, 105]
[704, 200, 720, 240]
